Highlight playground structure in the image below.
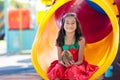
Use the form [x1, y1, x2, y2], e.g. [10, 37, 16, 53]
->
[0, 1, 4, 40]
[32, 0, 120, 80]
[2, 0, 37, 53]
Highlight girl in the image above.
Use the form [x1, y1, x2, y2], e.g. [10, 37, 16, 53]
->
[47, 13, 98, 80]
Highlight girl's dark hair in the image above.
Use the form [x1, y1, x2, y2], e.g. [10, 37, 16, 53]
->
[56, 13, 83, 47]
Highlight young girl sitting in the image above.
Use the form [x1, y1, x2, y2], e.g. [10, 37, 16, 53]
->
[47, 13, 99, 80]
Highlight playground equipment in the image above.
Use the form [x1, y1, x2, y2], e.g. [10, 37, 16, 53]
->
[0, 10, 4, 40]
[32, 0, 119, 79]
[0, 1, 4, 40]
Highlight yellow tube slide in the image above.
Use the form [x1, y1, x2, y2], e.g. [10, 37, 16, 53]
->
[32, 0, 119, 80]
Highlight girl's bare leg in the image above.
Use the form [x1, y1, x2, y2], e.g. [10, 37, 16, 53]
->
[96, 75, 104, 80]
[55, 78, 60, 80]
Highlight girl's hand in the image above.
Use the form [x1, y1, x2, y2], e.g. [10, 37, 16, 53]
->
[64, 60, 74, 67]
[58, 60, 65, 65]
[59, 59, 73, 67]
[74, 60, 83, 65]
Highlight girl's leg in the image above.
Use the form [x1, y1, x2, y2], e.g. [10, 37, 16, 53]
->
[55, 78, 60, 80]
[96, 75, 104, 80]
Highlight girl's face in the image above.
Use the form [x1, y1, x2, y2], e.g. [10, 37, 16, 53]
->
[64, 16, 77, 33]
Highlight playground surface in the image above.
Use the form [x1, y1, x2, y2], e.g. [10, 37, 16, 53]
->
[0, 73, 42, 80]
[0, 53, 43, 80]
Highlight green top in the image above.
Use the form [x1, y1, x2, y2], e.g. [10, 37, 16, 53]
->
[62, 36, 79, 50]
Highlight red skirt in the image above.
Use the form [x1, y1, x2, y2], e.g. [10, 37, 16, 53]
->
[47, 60, 99, 80]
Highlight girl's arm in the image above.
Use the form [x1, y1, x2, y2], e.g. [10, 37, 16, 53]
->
[57, 46, 64, 65]
[75, 37, 85, 65]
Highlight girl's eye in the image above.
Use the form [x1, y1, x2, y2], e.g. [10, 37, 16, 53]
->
[66, 22, 69, 24]
[72, 23, 75, 24]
